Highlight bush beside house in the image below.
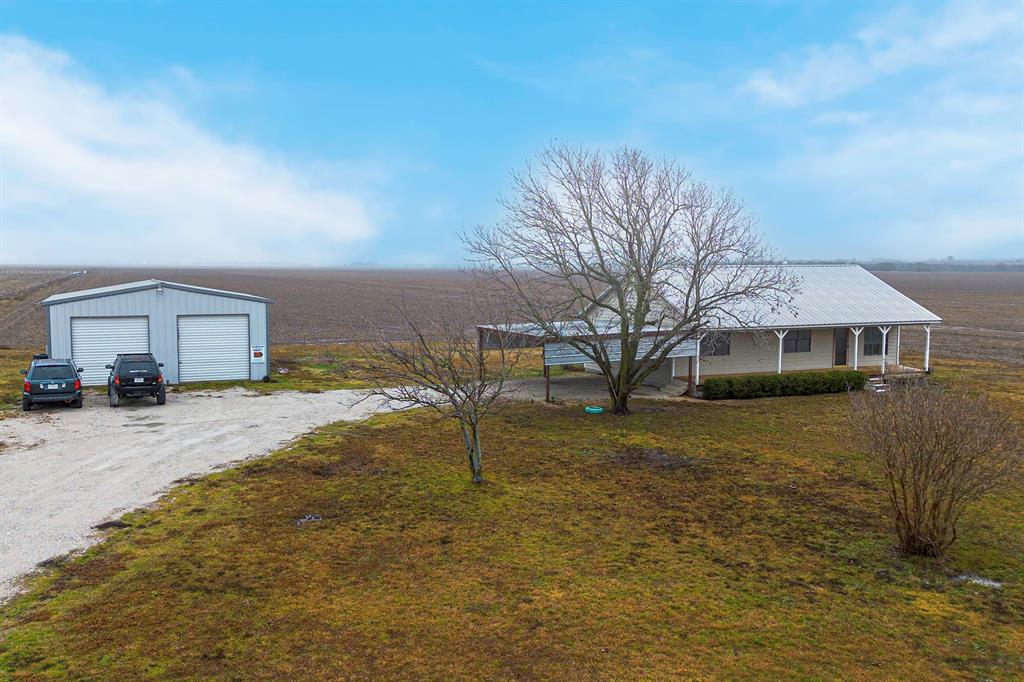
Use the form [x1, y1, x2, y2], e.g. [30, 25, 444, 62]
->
[703, 370, 867, 399]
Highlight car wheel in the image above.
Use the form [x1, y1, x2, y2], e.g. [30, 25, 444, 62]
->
[22, 397, 32, 412]
[109, 390, 119, 408]
[156, 387, 166, 405]
[72, 397, 83, 409]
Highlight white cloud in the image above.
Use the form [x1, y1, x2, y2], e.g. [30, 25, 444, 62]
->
[811, 110, 871, 126]
[783, 120, 1022, 254]
[741, 1, 1021, 107]
[0, 35, 378, 265]
[766, 2, 1024, 258]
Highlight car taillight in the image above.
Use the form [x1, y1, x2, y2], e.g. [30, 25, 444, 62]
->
[74, 379, 81, 391]
[24, 380, 30, 392]
[156, 374, 163, 384]
[114, 376, 120, 386]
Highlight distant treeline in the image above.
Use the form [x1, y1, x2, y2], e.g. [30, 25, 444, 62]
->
[788, 260, 1024, 273]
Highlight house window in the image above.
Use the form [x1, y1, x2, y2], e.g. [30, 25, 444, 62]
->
[864, 328, 888, 356]
[701, 332, 730, 357]
[783, 329, 812, 353]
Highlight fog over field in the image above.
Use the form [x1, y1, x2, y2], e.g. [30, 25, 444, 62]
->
[1, 267, 1021, 365]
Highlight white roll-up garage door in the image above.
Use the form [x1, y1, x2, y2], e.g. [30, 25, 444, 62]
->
[177, 315, 250, 382]
[71, 317, 150, 385]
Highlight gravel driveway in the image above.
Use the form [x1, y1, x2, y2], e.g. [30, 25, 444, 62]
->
[0, 387, 393, 603]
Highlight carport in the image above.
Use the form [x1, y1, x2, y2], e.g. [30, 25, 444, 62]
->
[477, 322, 697, 401]
[41, 280, 272, 385]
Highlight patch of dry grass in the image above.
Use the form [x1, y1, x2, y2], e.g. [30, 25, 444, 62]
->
[169, 343, 378, 395]
[2, 356, 1022, 680]
[0, 349, 42, 413]
[173, 343, 549, 395]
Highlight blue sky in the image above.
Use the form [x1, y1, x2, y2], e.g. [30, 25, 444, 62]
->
[1, 1, 1021, 266]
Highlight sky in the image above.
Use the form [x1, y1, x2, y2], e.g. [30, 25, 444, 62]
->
[0, 1, 1021, 267]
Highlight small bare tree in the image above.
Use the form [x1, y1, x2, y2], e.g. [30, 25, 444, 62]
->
[356, 300, 520, 484]
[465, 144, 795, 414]
[851, 382, 1023, 557]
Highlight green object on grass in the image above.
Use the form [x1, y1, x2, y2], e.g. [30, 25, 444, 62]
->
[584, 406, 604, 414]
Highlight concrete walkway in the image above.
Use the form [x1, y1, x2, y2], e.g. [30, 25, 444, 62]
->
[507, 372, 689, 403]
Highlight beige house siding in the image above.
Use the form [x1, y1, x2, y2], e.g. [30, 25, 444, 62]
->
[848, 327, 899, 370]
[676, 326, 902, 380]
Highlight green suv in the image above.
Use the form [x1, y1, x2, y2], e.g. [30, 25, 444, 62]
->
[21, 355, 84, 411]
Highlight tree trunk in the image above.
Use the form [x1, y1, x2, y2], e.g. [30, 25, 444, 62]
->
[611, 391, 630, 415]
[609, 360, 632, 415]
[460, 422, 481, 484]
[470, 422, 483, 484]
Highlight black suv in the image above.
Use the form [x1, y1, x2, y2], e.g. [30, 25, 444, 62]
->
[106, 353, 166, 407]
[21, 354, 84, 411]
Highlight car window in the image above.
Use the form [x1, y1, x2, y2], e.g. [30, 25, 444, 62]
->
[119, 361, 158, 375]
[29, 365, 75, 380]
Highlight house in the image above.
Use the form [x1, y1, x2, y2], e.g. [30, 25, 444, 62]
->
[478, 265, 941, 396]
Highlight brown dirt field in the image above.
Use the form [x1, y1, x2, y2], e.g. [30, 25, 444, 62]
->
[873, 271, 1024, 366]
[0, 267, 480, 348]
[1, 267, 1021, 364]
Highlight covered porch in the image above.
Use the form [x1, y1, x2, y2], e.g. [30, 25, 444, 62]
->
[684, 323, 936, 387]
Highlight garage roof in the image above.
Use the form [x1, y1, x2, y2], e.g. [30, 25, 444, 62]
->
[41, 279, 273, 306]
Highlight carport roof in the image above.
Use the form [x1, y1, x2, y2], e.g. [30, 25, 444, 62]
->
[41, 279, 274, 306]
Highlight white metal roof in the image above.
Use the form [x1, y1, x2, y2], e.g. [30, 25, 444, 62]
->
[41, 279, 273, 306]
[481, 265, 941, 337]
[713, 264, 941, 329]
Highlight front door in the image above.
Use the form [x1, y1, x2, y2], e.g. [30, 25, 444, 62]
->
[834, 328, 848, 366]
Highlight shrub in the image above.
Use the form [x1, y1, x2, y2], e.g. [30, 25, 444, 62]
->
[702, 369, 867, 400]
[850, 382, 1023, 557]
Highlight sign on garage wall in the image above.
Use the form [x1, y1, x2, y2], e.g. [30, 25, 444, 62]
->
[250, 345, 266, 363]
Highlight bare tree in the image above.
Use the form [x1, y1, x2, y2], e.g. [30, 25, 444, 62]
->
[356, 299, 520, 484]
[851, 381, 1023, 557]
[464, 144, 795, 414]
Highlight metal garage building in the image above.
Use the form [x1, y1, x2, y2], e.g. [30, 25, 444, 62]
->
[41, 280, 272, 385]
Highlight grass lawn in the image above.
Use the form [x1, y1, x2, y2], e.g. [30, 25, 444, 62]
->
[1, 358, 1022, 680]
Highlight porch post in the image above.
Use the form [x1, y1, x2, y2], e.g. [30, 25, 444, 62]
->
[923, 324, 932, 372]
[878, 326, 892, 376]
[851, 327, 863, 370]
[544, 364, 551, 402]
[773, 329, 789, 374]
[895, 326, 901, 367]
[695, 335, 702, 387]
